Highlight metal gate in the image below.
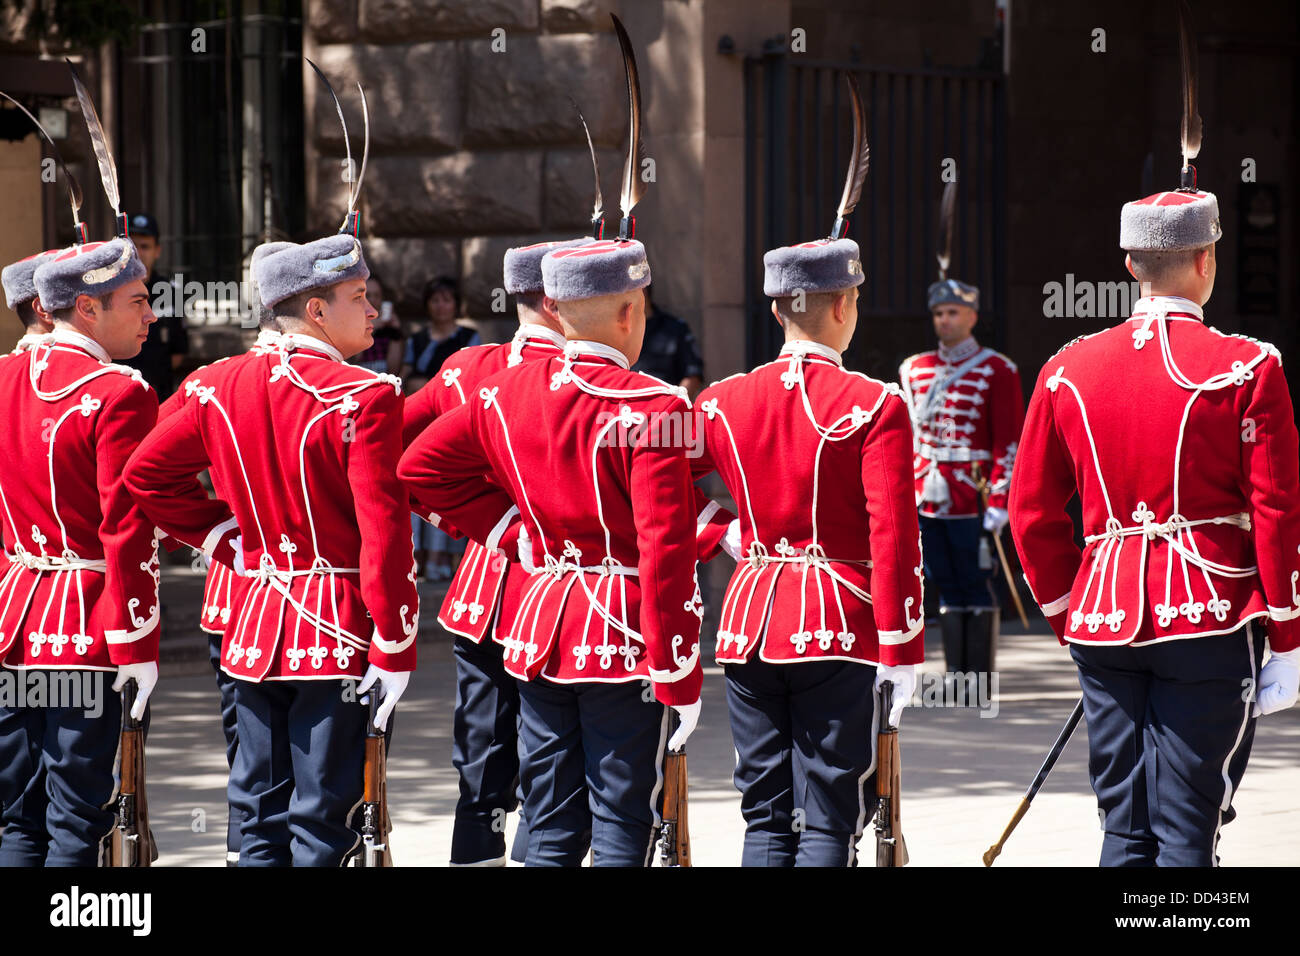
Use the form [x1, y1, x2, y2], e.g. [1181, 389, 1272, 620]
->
[116, 1, 305, 301]
[743, 46, 1007, 380]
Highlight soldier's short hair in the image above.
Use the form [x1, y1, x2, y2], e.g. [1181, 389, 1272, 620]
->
[272, 284, 338, 324]
[772, 290, 846, 332]
[1128, 244, 1211, 285]
[14, 299, 41, 329]
[49, 290, 119, 324]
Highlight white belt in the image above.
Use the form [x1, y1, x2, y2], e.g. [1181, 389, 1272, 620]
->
[1084, 511, 1251, 545]
[7, 550, 107, 573]
[739, 542, 874, 606]
[534, 554, 638, 580]
[244, 556, 361, 583]
[918, 445, 991, 463]
[742, 542, 872, 571]
[241, 557, 369, 652]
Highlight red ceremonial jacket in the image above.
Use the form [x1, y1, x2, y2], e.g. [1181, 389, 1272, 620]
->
[402, 325, 567, 645]
[124, 332, 418, 681]
[399, 340, 731, 706]
[0, 329, 162, 670]
[158, 330, 285, 636]
[693, 341, 925, 667]
[900, 337, 1024, 517]
[1010, 296, 1300, 651]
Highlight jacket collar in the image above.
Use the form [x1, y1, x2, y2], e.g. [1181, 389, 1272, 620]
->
[278, 331, 343, 362]
[563, 339, 631, 369]
[14, 332, 53, 353]
[49, 327, 111, 364]
[779, 339, 843, 366]
[514, 324, 566, 350]
[1130, 295, 1204, 322]
[937, 336, 981, 364]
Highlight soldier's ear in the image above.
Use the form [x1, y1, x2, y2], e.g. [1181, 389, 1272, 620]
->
[1124, 254, 1138, 281]
[770, 299, 782, 327]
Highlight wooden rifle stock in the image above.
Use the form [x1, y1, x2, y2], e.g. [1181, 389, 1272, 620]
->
[355, 691, 393, 867]
[658, 712, 691, 867]
[109, 679, 153, 867]
[874, 680, 908, 867]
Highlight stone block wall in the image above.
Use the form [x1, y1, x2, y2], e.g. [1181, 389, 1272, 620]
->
[306, 0, 641, 341]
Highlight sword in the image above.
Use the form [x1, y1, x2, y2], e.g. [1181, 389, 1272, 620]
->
[983, 698, 1084, 865]
[970, 462, 1029, 628]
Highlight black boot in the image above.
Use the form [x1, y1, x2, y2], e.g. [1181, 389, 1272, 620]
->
[965, 608, 999, 680]
[939, 610, 967, 674]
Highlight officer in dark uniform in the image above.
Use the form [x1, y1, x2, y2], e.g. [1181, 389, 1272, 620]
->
[123, 212, 188, 399]
[630, 284, 704, 401]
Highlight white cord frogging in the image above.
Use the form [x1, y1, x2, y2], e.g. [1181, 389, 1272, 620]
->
[1047, 299, 1274, 638]
[707, 344, 914, 658]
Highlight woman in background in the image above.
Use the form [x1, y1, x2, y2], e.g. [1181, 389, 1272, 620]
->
[403, 275, 480, 580]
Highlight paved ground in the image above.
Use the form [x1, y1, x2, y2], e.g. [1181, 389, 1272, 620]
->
[144, 591, 1300, 867]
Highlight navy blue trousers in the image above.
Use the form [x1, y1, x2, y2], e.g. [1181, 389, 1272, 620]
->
[1070, 623, 1264, 867]
[919, 515, 995, 611]
[725, 656, 878, 867]
[451, 635, 527, 865]
[516, 676, 668, 867]
[207, 631, 245, 860]
[0, 670, 121, 867]
[228, 678, 367, 867]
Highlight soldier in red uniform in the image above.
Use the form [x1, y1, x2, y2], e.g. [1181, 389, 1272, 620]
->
[1009, 180, 1300, 865]
[2, 249, 57, 345]
[400, 238, 730, 866]
[124, 233, 418, 865]
[900, 279, 1023, 679]
[692, 237, 922, 866]
[163, 240, 291, 864]
[402, 237, 583, 866]
[0, 238, 160, 866]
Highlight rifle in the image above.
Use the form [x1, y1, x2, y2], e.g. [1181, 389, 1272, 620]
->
[108, 679, 154, 867]
[874, 680, 908, 867]
[658, 711, 691, 867]
[355, 692, 393, 867]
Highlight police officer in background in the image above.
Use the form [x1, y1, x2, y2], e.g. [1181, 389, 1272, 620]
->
[631, 284, 704, 401]
[123, 212, 188, 399]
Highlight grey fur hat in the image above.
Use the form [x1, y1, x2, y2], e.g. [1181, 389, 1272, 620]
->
[927, 278, 980, 312]
[254, 234, 370, 308]
[762, 238, 864, 298]
[32, 239, 147, 312]
[504, 238, 590, 294]
[541, 239, 651, 302]
[3, 249, 57, 310]
[247, 241, 296, 328]
[1120, 189, 1222, 252]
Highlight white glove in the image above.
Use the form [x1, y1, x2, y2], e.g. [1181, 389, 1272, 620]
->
[668, 699, 701, 751]
[516, 524, 536, 573]
[113, 661, 159, 721]
[875, 664, 916, 726]
[1254, 647, 1300, 717]
[983, 507, 1009, 534]
[721, 518, 743, 561]
[225, 533, 245, 575]
[357, 663, 410, 732]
